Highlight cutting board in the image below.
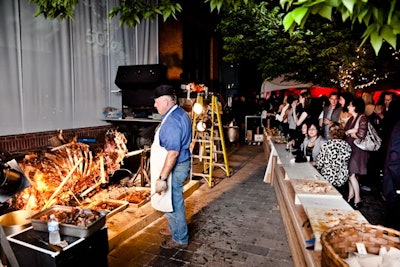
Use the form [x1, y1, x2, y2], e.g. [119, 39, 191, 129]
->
[290, 178, 342, 204]
[306, 208, 369, 251]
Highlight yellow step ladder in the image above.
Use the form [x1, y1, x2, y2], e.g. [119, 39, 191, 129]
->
[190, 94, 230, 187]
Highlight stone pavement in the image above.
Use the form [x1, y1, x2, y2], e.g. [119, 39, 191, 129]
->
[108, 144, 294, 267]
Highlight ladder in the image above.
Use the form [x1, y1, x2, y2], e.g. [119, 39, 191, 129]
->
[190, 94, 230, 187]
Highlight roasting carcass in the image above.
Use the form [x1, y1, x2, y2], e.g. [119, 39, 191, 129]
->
[14, 129, 128, 211]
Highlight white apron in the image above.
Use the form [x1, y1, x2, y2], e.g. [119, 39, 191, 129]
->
[150, 105, 177, 212]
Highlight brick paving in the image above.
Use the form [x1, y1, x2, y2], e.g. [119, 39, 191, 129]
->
[108, 144, 294, 267]
[107, 144, 386, 267]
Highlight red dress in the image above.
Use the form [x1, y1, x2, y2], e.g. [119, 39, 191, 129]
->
[345, 114, 369, 175]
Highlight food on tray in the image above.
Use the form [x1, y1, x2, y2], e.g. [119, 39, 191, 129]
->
[127, 190, 150, 204]
[115, 187, 151, 207]
[306, 208, 369, 251]
[308, 208, 368, 232]
[30, 206, 106, 237]
[91, 201, 121, 211]
[37, 207, 102, 227]
[85, 200, 128, 218]
[292, 179, 335, 194]
[265, 127, 281, 137]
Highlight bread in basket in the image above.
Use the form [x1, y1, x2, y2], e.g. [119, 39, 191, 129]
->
[321, 223, 400, 267]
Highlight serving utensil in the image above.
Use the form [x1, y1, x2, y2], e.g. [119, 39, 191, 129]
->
[37, 238, 63, 252]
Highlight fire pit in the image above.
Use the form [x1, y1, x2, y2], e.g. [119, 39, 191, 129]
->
[13, 129, 129, 211]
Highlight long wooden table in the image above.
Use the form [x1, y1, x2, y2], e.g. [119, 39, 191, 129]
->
[263, 133, 368, 267]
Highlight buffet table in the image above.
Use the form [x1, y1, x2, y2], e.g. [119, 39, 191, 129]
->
[263, 133, 369, 266]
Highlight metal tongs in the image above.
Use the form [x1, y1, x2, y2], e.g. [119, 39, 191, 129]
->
[37, 238, 63, 252]
[147, 192, 156, 200]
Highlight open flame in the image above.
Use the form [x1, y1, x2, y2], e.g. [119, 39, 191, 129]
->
[14, 129, 128, 211]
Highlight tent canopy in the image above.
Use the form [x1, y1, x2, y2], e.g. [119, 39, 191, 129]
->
[260, 75, 313, 95]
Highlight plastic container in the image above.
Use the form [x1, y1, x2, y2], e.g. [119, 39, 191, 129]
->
[77, 138, 97, 144]
[48, 214, 61, 245]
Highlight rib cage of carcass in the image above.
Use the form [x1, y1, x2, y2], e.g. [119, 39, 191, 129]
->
[15, 129, 128, 211]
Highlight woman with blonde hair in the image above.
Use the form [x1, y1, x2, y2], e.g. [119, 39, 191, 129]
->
[362, 92, 375, 116]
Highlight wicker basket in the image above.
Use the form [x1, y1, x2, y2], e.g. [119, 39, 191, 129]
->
[321, 223, 400, 267]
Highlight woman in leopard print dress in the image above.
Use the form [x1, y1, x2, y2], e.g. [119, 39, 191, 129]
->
[315, 122, 352, 196]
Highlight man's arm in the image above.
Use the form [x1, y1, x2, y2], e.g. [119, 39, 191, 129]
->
[159, 150, 179, 180]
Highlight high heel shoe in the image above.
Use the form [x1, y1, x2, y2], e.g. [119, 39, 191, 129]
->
[347, 197, 354, 205]
[352, 201, 362, 210]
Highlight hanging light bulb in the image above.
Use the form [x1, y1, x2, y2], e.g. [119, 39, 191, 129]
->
[196, 118, 212, 132]
[193, 102, 203, 115]
[196, 120, 206, 132]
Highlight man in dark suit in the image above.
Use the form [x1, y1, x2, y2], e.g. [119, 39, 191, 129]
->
[382, 120, 400, 230]
[321, 92, 342, 140]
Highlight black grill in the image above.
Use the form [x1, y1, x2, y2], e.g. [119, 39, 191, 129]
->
[114, 64, 167, 118]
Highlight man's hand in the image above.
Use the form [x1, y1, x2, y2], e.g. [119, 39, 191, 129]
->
[155, 178, 167, 194]
[323, 118, 331, 125]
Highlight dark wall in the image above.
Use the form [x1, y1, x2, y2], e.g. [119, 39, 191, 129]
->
[237, 60, 264, 97]
[181, 0, 219, 88]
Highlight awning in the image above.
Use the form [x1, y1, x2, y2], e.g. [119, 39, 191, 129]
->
[260, 75, 313, 95]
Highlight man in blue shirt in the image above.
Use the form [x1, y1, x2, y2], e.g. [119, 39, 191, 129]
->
[150, 85, 192, 249]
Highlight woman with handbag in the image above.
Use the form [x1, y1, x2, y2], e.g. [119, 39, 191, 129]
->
[344, 98, 369, 209]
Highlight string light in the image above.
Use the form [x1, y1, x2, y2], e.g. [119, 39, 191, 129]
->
[338, 46, 400, 90]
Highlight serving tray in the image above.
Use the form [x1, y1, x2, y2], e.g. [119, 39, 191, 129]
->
[290, 178, 342, 204]
[85, 199, 128, 218]
[30, 205, 106, 238]
[117, 187, 151, 208]
[306, 207, 368, 251]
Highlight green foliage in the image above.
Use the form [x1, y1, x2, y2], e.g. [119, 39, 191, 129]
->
[29, 0, 400, 53]
[28, 0, 249, 27]
[29, 0, 79, 20]
[280, 0, 400, 55]
[28, 0, 400, 90]
[108, 0, 183, 27]
[216, 1, 391, 89]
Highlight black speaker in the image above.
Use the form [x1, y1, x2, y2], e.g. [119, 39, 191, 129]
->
[221, 62, 239, 84]
[115, 64, 167, 89]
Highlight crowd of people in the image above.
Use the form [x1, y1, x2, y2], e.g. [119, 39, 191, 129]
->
[231, 89, 400, 230]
